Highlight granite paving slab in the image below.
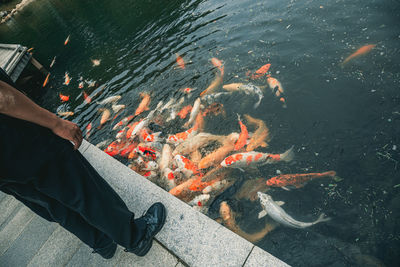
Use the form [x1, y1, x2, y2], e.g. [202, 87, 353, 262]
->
[0, 205, 34, 256]
[66, 243, 123, 267]
[78, 139, 91, 154]
[244, 246, 290, 267]
[27, 226, 81, 267]
[0, 194, 22, 230]
[115, 240, 178, 267]
[0, 214, 58, 267]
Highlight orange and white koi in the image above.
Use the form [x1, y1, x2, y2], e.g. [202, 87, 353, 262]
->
[119, 143, 137, 158]
[175, 53, 185, 69]
[59, 93, 69, 102]
[169, 178, 195, 197]
[188, 194, 210, 207]
[78, 81, 84, 89]
[104, 140, 125, 157]
[126, 120, 141, 139]
[97, 95, 121, 105]
[174, 155, 203, 178]
[177, 105, 192, 119]
[143, 171, 158, 179]
[341, 44, 376, 66]
[113, 115, 135, 131]
[83, 91, 91, 104]
[202, 179, 229, 194]
[251, 63, 271, 79]
[199, 73, 223, 97]
[142, 160, 159, 171]
[135, 145, 158, 160]
[139, 128, 161, 142]
[99, 108, 111, 128]
[167, 127, 197, 144]
[183, 97, 201, 128]
[127, 109, 155, 139]
[135, 92, 150, 116]
[198, 132, 239, 169]
[211, 57, 224, 74]
[173, 133, 226, 156]
[42, 73, 50, 87]
[85, 122, 92, 138]
[63, 72, 71, 85]
[112, 104, 126, 113]
[266, 171, 337, 190]
[266, 77, 286, 108]
[221, 146, 294, 169]
[234, 114, 248, 151]
[91, 59, 101, 67]
[49, 56, 56, 68]
[57, 111, 74, 117]
[64, 35, 70, 46]
[182, 87, 195, 94]
[244, 114, 270, 151]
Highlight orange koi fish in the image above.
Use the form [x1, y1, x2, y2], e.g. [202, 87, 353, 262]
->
[113, 115, 135, 131]
[135, 92, 151, 116]
[266, 76, 286, 108]
[234, 114, 248, 151]
[59, 93, 69, 102]
[63, 72, 71, 85]
[57, 111, 74, 117]
[244, 114, 270, 151]
[85, 122, 92, 138]
[99, 108, 111, 128]
[42, 73, 50, 87]
[78, 81, 84, 89]
[175, 155, 203, 178]
[266, 171, 337, 190]
[167, 127, 197, 144]
[221, 146, 294, 170]
[169, 178, 196, 197]
[119, 143, 137, 158]
[139, 128, 161, 142]
[211, 57, 224, 73]
[104, 140, 125, 157]
[251, 63, 271, 79]
[183, 87, 195, 94]
[177, 105, 192, 119]
[175, 53, 185, 69]
[198, 133, 239, 169]
[200, 73, 223, 97]
[342, 44, 376, 66]
[83, 91, 91, 104]
[64, 35, 70, 45]
[126, 121, 141, 139]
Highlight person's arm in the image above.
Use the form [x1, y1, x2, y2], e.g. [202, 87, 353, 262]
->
[0, 80, 82, 149]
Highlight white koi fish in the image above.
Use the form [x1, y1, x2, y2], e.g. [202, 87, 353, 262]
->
[184, 97, 201, 128]
[257, 192, 330, 228]
[97, 95, 121, 105]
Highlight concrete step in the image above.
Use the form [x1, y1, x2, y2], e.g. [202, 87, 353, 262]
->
[0, 205, 35, 256]
[0, 194, 23, 231]
[0, 214, 58, 267]
[27, 226, 81, 267]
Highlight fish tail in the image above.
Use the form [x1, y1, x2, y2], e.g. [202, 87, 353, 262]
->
[281, 146, 294, 162]
[315, 213, 331, 224]
[253, 96, 262, 109]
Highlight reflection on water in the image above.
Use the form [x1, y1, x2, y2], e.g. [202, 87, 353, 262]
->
[1, 0, 400, 266]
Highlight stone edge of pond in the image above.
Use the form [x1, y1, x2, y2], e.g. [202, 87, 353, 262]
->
[79, 139, 290, 267]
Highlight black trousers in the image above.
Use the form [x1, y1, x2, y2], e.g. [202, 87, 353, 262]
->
[0, 114, 146, 253]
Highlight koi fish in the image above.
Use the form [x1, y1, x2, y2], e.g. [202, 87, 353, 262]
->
[128, 109, 156, 139]
[167, 127, 197, 144]
[244, 114, 270, 151]
[113, 115, 135, 131]
[42, 73, 50, 87]
[257, 192, 330, 228]
[198, 133, 239, 169]
[112, 104, 126, 113]
[175, 53, 185, 69]
[182, 87, 195, 94]
[234, 114, 248, 151]
[64, 35, 70, 45]
[78, 81, 84, 89]
[341, 44, 376, 66]
[266, 171, 337, 190]
[169, 178, 195, 197]
[202, 103, 225, 117]
[135, 92, 151, 116]
[57, 111, 74, 117]
[63, 72, 71, 85]
[221, 146, 294, 170]
[59, 93, 69, 102]
[104, 140, 125, 157]
[177, 105, 192, 119]
[83, 91, 92, 104]
[188, 194, 210, 207]
[201, 92, 232, 105]
[143, 171, 158, 180]
[50, 56, 56, 68]
[175, 155, 203, 178]
[119, 143, 137, 158]
[190, 149, 202, 165]
[162, 167, 177, 190]
[139, 128, 161, 142]
[202, 179, 229, 194]
[251, 63, 271, 79]
[97, 95, 121, 105]
[199, 73, 223, 97]
[91, 59, 101, 67]
[266, 77, 286, 108]
[159, 144, 173, 171]
[142, 160, 159, 171]
[135, 145, 158, 160]
[184, 98, 201, 128]
[85, 122, 92, 138]
[173, 133, 226, 156]
[99, 108, 111, 128]
[223, 83, 264, 108]
[126, 120, 141, 139]
[211, 57, 224, 73]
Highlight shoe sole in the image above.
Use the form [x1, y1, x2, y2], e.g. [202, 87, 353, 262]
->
[135, 204, 167, 257]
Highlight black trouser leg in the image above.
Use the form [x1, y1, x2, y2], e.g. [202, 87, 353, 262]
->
[0, 183, 114, 252]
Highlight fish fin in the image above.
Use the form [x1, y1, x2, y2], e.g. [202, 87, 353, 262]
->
[281, 145, 295, 162]
[276, 201, 285, 206]
[260, 141, 268, 148]
[238, 168, 245, 172]
[282, 186, 291, 191]
[258, 210, 268, 219]
[315, 213, 331, 224]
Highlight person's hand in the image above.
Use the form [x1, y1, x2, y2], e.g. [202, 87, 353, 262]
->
[51, 118, 83, 150]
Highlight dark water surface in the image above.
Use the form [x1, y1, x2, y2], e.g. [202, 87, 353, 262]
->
[1, 0, 400, 266]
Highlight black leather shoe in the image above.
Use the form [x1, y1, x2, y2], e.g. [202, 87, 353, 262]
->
[126, 202, 166, 257]
[92, 242, 117, 259]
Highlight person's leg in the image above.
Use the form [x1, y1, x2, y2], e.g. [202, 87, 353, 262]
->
[0, 183, 117, 259]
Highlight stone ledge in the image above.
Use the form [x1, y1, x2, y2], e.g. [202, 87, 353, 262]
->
[80, 140, 289, 266]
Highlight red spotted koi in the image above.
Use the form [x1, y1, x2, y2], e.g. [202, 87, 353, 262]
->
[266, 171, 337, 190]
[174, 155, 203, 178]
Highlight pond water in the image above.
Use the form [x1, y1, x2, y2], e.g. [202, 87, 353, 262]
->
[1, 0, 400, 266]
